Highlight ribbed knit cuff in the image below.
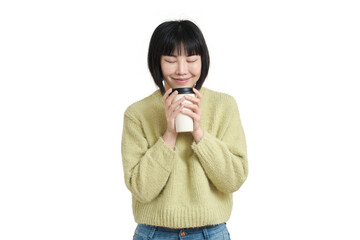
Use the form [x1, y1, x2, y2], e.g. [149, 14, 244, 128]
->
[152, 136, 177, 173]
[191, 130, 218, 160]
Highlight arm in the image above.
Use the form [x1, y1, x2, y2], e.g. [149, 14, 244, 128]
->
[191, 98, 248, 193]
[121, 110, 176, 203]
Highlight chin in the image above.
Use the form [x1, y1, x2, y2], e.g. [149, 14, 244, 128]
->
[173, 82, 195, 88]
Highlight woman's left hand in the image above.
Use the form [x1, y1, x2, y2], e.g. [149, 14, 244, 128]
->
[181, 88, 204, 143]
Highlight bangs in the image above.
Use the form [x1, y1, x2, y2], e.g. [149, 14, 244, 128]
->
[161, 24, 203, 56]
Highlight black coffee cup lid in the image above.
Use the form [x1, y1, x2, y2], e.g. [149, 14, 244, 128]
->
[170, 88, 194, 95]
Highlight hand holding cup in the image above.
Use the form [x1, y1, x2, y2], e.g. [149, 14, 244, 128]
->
[162, 88, 186, 135]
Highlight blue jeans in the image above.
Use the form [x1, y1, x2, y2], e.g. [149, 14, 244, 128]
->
[133, 222, 231, 240]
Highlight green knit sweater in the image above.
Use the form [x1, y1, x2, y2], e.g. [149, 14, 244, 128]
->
[121, 87, 248, 228]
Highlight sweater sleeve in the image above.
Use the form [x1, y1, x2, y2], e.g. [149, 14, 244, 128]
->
[121, 109, 177, 203]
[191, 97, 248, 194]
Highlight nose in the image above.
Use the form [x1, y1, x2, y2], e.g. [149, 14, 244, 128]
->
[175, 59, 188, 75]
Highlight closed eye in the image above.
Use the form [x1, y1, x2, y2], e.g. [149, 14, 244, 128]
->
[187, 59, 198, 63]
[187, 55, 200, 63]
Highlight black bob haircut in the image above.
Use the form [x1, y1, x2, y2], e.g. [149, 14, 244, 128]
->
[148, 20, 210, 95]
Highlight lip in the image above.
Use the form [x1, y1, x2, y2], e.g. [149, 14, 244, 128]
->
[174, 78, 190, 83]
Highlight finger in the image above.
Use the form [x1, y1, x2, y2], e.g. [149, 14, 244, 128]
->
[181, 108, 200, 122]
[189, 90, 202, 108]
[166, 90, 178, 108]
[193, 88, 202, 99]
[184, 95, 200, 105]
[171, 103, 185, 119]
[169, 97, 186, 112]
[182, 103, 199, 113]
[162, 88, 173, 102]
[168, 90, 179, 104]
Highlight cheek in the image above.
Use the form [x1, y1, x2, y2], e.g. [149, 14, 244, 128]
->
[160, 63, 173, 77]
[160, 63, 176, 75]
[190, 62, 202, 75]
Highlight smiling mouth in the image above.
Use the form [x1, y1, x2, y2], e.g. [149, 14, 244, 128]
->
[174, 78, 190, 83]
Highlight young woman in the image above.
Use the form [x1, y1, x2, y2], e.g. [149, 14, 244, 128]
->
[121, 20, 248, 240]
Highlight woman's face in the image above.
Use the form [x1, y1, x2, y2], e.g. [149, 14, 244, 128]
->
[160, 45, 201, 91]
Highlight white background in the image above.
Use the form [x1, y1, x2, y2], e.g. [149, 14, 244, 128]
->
[1, 0, 359, 239]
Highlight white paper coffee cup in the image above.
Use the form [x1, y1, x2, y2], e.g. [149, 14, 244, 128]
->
[171, 88, 195, 133]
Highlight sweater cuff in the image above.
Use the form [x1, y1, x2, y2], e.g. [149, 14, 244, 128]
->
[152, 136, 177, 172]
[191, 130, 217, 157]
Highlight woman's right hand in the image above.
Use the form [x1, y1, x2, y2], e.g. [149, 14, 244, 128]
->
[162, 88, 186, 135]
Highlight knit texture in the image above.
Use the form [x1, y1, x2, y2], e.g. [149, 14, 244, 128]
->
[121, 87, 248, 228]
